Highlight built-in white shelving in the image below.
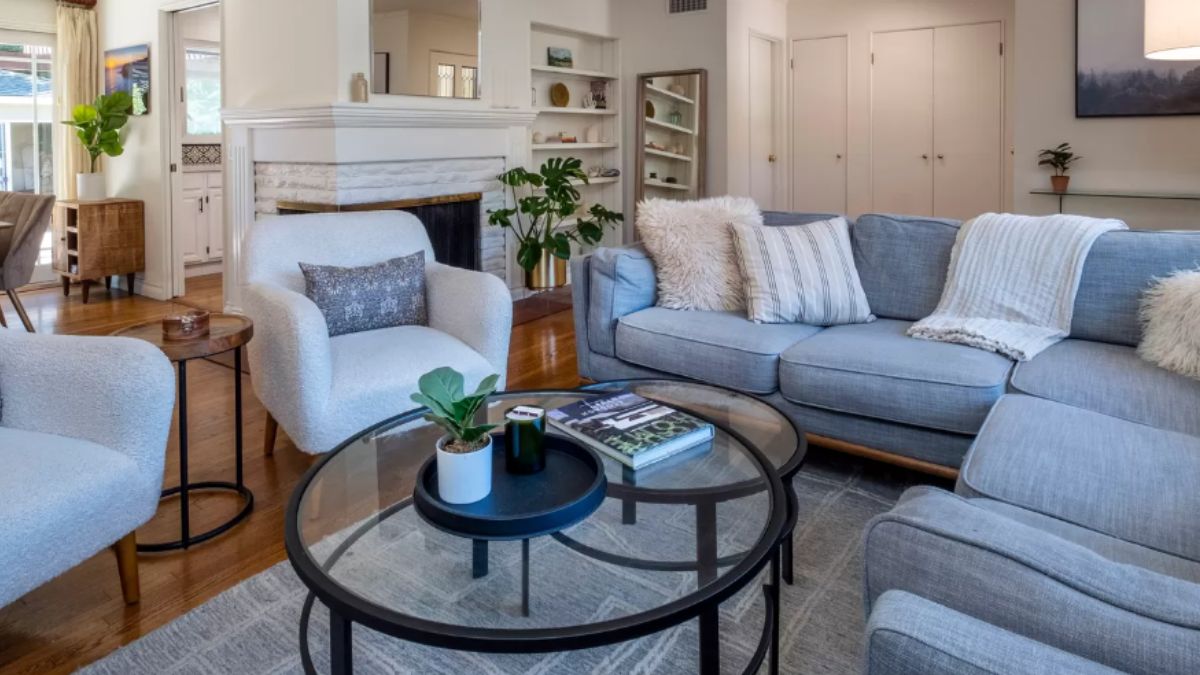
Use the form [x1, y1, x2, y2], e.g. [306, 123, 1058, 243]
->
[646, 117, 695, 135]
[534, 107, 617, 116]
[530, 65, 617, 80]
[645, 147, 693, 162]
[532, 142, 617, 151]
[638, 71, 705, 204]
[645, 179, 691, 191]
[645, 84, 695, 105]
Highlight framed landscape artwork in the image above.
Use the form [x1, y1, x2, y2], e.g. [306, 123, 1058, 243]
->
[104, 44, 151, 115]
[1077, 0, 1200, 117]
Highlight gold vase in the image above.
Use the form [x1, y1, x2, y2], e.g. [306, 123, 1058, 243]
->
[525, 250, 569, 290]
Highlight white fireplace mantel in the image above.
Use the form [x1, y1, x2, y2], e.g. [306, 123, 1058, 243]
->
[221, 103, 537, 312]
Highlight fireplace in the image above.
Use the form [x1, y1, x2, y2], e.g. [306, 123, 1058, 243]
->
[276, 193, 483, 271]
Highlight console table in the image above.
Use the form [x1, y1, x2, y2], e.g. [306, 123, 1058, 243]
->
[1031, 188, 1200, 214]
[53, 198, 145, 303]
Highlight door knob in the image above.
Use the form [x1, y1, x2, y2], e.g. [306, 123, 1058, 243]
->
[937, 154, 945, 160]
[836, 154, 843, 159]
[768, 154, 777, 163]
[921, 154, 929, 160]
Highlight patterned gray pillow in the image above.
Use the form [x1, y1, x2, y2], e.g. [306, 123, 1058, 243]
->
[299, 252, 427, 336]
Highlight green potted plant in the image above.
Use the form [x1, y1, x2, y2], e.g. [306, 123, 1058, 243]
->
[488, 157, 623, 289]
[1037, 142, 1081, 194]
[61, 91, 133, 201]
[411, 367, 501, 504]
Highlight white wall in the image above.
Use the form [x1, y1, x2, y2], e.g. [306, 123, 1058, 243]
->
[612, 0, 728, 212]
[372, 10, 410, 93]
[787, 0, 1015, 218]
[1, 0, 55, 33]
[176, 4, 219, 42]
[222, 0, 342, 108]
[1012, 0, 1200, 229]
[726, 0, 789, 203]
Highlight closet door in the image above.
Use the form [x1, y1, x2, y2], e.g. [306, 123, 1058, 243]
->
[871, 28, 934, 216]
[933, 22, 1003, 220]
[791, 35, 848, 214]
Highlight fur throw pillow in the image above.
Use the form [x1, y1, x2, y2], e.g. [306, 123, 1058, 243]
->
[636, 196, 761, 311]
[1138, 269, 1200, 380]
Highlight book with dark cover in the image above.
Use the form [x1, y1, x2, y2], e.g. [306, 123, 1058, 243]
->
[547, 391, 714, 470]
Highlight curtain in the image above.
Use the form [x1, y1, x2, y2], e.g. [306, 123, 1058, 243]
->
[54, 3, 98, 199]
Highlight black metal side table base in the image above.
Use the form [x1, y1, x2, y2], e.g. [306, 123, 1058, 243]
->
[137, 481, 255, 552]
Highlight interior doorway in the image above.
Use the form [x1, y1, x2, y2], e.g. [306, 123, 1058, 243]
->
[748, 33, 781, 210]
[166, 2, 222, 299]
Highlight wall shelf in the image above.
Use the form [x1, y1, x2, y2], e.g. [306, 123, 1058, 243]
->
[1031, 188, 1200, 214]
[645, 84, 694, 105]
[530, 65, 617, 80]
[645, 179, 691, 191]
[645, 117, 695, 135]
[534, 107, 617, 116]
[532, 142, 618, 151]
[645, 147, 692, 162]
[535, 177, 621, 190]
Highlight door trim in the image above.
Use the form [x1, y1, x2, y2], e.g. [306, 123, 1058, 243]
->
[788, 34, 849, 213]
[748, 30, 785, 210]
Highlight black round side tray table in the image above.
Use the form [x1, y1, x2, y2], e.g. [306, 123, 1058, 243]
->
[114, 313, 255, 552]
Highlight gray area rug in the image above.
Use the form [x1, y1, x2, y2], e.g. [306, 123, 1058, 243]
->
[81, 449, 937, 674]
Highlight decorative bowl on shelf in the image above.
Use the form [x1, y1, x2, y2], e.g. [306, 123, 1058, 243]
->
[162, 310, 210, 341]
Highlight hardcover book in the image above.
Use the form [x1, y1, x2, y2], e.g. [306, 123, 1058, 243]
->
[547, 392, 714, 470]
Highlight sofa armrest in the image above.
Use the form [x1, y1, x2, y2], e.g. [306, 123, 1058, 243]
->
[864, 487, 1200, 674]
[866, 591, 1120, 675]
[0, 331, 175, 490]
[242, 282, 334, 438]
[425, 262, 512, 385]
[578, 244, 657, 359]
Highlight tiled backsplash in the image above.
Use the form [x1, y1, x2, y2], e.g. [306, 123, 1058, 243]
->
[182, 144, 222, 166]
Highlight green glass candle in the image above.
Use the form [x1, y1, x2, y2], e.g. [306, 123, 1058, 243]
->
[505, 405, 546, 474]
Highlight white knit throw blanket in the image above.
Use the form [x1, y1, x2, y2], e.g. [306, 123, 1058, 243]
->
[908, 212, 1127, 361]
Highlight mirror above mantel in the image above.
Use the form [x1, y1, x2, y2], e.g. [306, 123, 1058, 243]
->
[370, 0, 481, 99]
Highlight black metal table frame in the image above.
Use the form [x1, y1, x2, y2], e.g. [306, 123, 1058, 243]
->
[285, 386, 792, 675]
[138, 346, 255, 552]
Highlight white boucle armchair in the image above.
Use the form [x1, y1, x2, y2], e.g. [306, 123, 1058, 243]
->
[0, 330, 175, 608]
[242, 211, 512, 455]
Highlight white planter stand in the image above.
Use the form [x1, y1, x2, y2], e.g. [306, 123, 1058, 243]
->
[436, 435, 493, 504]
[76, 173, 107, 201]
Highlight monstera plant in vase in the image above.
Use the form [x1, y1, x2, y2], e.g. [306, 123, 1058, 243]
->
[488, 157, 623, 289]
[62, 91, 133, 201]
[412, 367, 500, 504]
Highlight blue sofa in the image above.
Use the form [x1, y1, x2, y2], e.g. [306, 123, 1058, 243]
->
[573, 211, 1200, 672]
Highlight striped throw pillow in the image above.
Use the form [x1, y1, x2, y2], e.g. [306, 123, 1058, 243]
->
[730, 217, 874, 326]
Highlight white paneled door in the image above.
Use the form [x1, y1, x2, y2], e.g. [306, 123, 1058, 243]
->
[871, 28, 935, 216]
[870, 22, 1003, 219]
[933, 22, 1003, 220]
[791, 35, 847, 214]
[749, 34, 779, 210]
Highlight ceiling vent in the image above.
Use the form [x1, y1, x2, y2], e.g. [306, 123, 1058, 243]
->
[668, 0, 708, 14]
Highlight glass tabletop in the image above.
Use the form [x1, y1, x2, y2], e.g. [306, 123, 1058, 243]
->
[287, 380, 799, 643]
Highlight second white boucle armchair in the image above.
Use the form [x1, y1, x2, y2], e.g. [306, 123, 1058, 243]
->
[242, 211, 512, 455]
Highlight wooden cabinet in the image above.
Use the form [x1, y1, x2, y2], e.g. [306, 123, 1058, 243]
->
[178, 171, 223, 265]
[54, 199, 145, 303]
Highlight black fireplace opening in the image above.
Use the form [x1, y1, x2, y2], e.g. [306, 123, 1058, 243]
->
[277, 195, 482, 271]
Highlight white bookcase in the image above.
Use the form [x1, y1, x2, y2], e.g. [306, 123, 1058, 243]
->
[529, 22, 623, 251]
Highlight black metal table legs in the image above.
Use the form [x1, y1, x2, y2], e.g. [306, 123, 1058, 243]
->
[139, 347, 255, 552]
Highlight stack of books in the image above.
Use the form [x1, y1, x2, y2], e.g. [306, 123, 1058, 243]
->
[547, 391, 714, 470]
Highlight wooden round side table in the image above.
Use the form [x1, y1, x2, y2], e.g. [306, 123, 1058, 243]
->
[113, 313, 255, 552]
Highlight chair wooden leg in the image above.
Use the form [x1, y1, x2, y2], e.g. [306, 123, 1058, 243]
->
[0, 304, 7, 328]
[6, 289, 34, 332]
[264, 412, 278, 457]
[112, 532, 140, 605]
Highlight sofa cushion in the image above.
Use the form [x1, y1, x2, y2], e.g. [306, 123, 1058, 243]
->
[0, 427, 156, 607]
[1072, 229, 1200, 346]
[779, 319, 1013, 434]
[615, 307, 821, 393]
[851, 214, 960, 321]
[1012, 339, 1200, 437]
[960, 395, 1200, 562]
[585, 246, 657, 358]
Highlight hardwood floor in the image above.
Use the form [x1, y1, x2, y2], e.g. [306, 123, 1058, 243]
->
[0, 275, 580, 674]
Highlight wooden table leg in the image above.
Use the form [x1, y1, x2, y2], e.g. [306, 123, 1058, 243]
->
[126, 272, 136, 295]
[81, 280, 91, 304]
[61, 275, 70, 297]
[104, 276, 112, 289]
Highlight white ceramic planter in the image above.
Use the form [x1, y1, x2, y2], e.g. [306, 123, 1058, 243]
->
[436, 435, 493, 504]
[76, 173, 106, 201]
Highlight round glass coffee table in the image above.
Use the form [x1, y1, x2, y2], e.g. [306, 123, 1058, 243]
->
[285, 380, 803, 675]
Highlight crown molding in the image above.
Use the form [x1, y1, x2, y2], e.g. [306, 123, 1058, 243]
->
[222, 103, 538, 129]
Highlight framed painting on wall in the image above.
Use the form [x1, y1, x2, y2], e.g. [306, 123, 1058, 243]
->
[1077, 0, 1200, 117]
[104, 44, 151, 115]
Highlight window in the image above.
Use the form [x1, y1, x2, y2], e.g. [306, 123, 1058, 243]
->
[183, 42, 220, 139]
[435, 63, 455, 98]
[0, 42, 54, 194]
[461, 66, 477, 99]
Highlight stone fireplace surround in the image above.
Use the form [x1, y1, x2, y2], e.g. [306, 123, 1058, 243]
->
[221, 104, 537, 313]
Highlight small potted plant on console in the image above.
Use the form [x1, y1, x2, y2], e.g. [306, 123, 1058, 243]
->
[411, 367, 500, 504]
[1038, 142, 1081, 194]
